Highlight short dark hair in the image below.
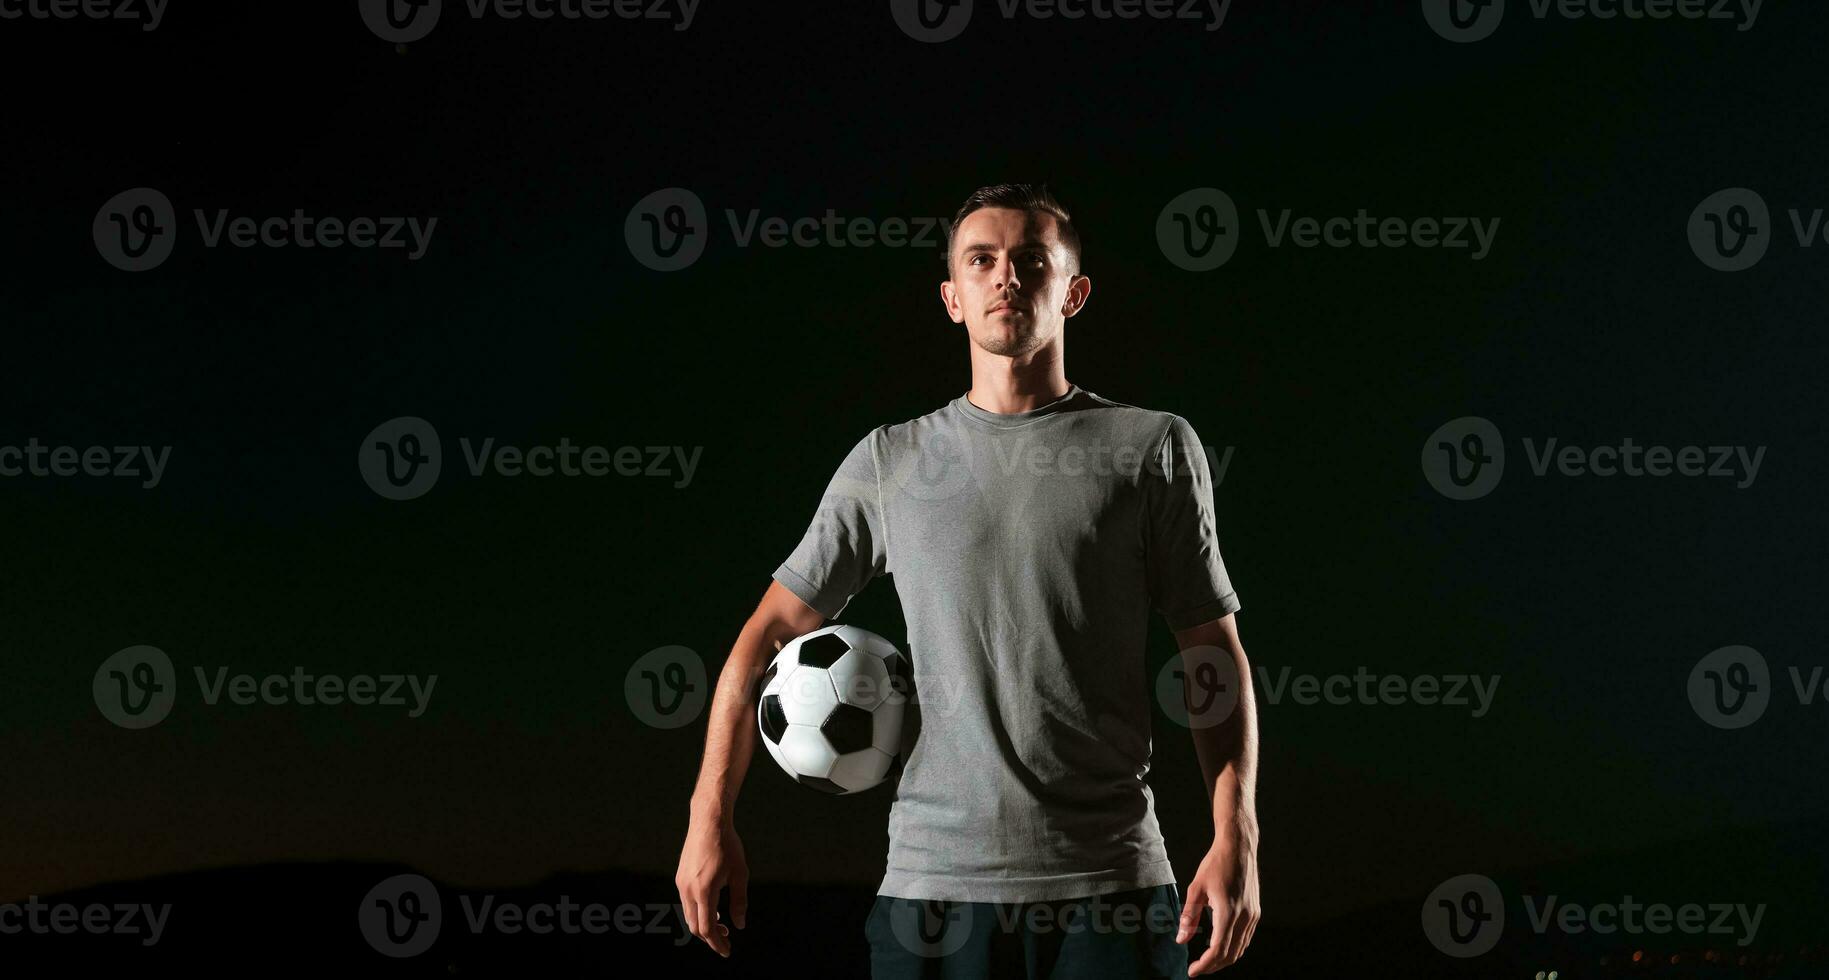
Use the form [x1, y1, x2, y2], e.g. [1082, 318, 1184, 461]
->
[943, 183, 1082, 278]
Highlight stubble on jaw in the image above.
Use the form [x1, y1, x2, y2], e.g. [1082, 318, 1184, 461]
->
[975, 336, 1040, 357]
[971, 319, 1049, 358]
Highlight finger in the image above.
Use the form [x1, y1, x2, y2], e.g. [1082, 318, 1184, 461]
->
[680, 893, 703, 943]
[1214, 901, 1239, 966]
[1189, 905, 1228, 975]
[1176, 884, 1206, 944]
[1222, 905, 1251, 966]
[689, 892, 710, 945]
[702, 905, 729, 957]
[1208, 902, 1232, 967]
[1214, 903, 1243, 965]
[1238, 914, 1258, 959]
[692, 889, 729, 957]
[729, 867, 749, 929]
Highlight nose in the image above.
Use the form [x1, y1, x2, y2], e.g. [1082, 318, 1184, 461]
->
[999, 257, 1023, 294]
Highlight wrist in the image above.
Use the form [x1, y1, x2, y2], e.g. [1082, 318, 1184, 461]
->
[1214, 803, 1258, 841]
[690, 793, 733, 824]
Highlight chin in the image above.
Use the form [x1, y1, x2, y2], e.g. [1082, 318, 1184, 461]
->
[973, 329, 1041, 358]
[969, 322, 1010, 345]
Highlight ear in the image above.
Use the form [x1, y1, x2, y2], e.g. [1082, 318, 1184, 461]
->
[1062, 274, 1092, 317]
[939, 279, 966, 324]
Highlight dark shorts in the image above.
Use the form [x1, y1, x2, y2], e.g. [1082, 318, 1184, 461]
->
[865, 883, 1188, 980]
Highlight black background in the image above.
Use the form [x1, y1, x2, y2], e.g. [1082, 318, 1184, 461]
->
[2, 0, 1824, 975]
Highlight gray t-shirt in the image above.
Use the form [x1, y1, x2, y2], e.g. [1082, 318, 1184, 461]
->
[772, 384, 1240, 903]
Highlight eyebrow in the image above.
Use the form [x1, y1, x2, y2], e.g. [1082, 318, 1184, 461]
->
[960, 241, 1050, 257]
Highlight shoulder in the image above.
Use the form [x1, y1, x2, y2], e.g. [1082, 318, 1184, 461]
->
[1076, 389, 1196, 445]
[873, 398, 962, 453]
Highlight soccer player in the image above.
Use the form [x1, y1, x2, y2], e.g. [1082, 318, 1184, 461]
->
[677, 183, 1260, 977]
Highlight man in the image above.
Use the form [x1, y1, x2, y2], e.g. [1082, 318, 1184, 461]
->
[677, 183, 1260, 978]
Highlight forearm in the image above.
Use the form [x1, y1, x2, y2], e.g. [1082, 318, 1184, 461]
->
[1197, 736, 1256, 838]
[1182, 626, 1258, 836]
[1176, 621, 1264, 972]
[689, 618, 790, 822]
[1192, 705, 1256, 833]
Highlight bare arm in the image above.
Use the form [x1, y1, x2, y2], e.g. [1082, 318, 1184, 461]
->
[1172, 612, 1261, 975]
[677, 579, 825, 958]
[1174, 613, 1258, 837]
[689, 579, 826, 819]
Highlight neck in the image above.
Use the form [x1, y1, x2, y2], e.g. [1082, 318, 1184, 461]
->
[965, 347, 1070, 414]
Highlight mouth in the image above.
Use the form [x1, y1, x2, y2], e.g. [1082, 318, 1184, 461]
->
[989, 305, 1027, 315]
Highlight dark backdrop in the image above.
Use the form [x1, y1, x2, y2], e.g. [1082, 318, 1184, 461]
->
[2, 1, 1824, 975]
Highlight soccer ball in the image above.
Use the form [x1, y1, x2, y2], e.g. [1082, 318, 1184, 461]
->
[756, 624, 912, 795]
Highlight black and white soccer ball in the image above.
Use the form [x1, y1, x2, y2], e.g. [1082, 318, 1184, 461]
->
[756, 624, 912, 795]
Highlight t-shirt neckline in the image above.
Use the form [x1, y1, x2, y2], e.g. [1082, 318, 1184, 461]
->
[953, 384, 1083, 428]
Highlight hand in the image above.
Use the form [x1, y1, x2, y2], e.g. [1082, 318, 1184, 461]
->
[1176, 819, 1261, 974]
[675, 812, 749, 958]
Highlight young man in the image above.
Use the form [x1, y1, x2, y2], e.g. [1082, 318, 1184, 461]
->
[677, 184, 1260, 978]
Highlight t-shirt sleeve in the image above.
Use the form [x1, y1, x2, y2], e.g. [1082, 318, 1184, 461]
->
[1143, 415, 1241, 631]
[772, 429, 889, 620]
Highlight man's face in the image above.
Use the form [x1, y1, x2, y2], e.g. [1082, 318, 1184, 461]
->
[941, 207, 1089, 358]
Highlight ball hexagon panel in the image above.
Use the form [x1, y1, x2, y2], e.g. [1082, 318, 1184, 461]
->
[777, 665, 838, 727]
[777, 725, 837, 780]
[760, 722, 792, 773]
[756, 661, 782, 715]
[883, 651, 913, 705]
[830, 648, 891, 710]
[822, 702, 877, 755]
[796, 631, 852, 670]
[829, 747, 894, 793]
[870, 699, 903, 756]
[848, 628, 902, 661]
[759, 692, 790, 744]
